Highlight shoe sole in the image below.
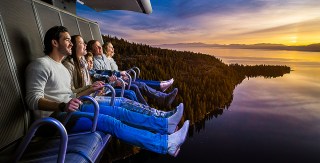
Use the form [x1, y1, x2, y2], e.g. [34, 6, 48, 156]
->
[173, 147, 180, 157]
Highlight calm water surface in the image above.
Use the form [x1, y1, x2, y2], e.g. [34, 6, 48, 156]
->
[115, 48, 320, 163]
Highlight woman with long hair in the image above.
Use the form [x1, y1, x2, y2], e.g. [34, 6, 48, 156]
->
[63, 35, 140, 103]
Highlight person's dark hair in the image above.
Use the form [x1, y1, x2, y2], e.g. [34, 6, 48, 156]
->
[86, 40, 98, 53]
[70, 35, 84, 88]
[43, 26, 68, 55]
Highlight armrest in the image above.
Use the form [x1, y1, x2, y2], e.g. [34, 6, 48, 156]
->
[124, 72, 132, 90]
[131, 66, 140, 79]
[63, 96, 100, 133]
[116, 78, 125, 97]
[126, 69, 136, 82]
[14, 117, 68, 163]
[92, 84, 115, 106]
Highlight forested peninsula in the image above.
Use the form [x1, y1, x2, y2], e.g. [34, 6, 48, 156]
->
[103, 35, 291, 127]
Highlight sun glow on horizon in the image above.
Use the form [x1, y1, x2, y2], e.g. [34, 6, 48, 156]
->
[203, 31, 320, 46]
[77, 0, 320, 47]
[290, 36, 298, 44]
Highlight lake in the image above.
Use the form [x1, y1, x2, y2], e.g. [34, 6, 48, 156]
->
[112, 48, 320, 163]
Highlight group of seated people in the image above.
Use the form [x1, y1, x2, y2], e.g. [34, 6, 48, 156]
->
[25, 26, 189, 157]
[64, 37, 178, 108]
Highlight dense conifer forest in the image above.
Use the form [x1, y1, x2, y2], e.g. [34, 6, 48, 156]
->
[102, 35, 291, 127]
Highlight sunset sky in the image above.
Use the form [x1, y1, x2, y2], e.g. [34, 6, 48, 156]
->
[77, 0, 320, 46]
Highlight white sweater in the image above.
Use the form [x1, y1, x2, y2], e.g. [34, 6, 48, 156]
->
[25, 56, 76, 119]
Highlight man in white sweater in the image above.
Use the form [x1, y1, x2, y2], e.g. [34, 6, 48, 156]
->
[25, 26, 189, 157]
[25, 26, 103, 119]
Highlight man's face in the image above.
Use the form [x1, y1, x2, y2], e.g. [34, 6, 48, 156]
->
[57, 32, 73, 56]
[92, 41, 103, 55]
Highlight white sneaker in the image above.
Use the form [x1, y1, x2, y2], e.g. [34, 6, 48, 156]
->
[167, 103, 183, 134]
[167, 120, 190, 157]
[160, 78, 174, 92]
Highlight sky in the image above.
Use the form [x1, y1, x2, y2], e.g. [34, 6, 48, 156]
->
[76, 0, 320, 46]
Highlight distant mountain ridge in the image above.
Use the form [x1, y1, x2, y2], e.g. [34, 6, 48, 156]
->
[157, 42, 320, 52]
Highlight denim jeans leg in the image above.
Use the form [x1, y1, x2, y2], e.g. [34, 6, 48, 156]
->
[96, 96, 170, 118]
[129, 84, 148, 105]
[132, 81, 166, 104]
[97, 113, 168, 154]
[123, 90, 139, 102]
[52, 111, 168, 154]
[136, 79, 161, 90]
[120, 100, 172, 118]
[113, 88, 139, 102]
[80, 104, 168, 134]
[50, 111, 94, 133]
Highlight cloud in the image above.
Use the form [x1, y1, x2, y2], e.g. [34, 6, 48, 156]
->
[77, 0, 320, 45]
[153, 0, 267, 18]
[243, 18, 320, 35]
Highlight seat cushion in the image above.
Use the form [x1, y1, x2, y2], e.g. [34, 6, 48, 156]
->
[20, 131, 111, 163]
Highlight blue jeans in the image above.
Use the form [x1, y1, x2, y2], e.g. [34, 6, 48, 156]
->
[95, 96, 174, 118]
[131, 82, 166, 105]
[52, 104, 168, 154]
[108, 87, 148, 106]
[129, 84, 148, 105]
[112, 89, 139, 102]
[136, 79, 161, 90]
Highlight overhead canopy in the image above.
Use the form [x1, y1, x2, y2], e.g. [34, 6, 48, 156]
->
[77, 0, 152, 14]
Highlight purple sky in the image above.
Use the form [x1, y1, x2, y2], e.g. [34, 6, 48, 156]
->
[77, 0, 320, 46]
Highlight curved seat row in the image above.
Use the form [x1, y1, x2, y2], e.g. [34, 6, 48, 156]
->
[0, 0, 113, 162]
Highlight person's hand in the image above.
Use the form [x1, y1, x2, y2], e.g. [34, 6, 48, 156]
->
[115, 80, 128, 87]
[91, 81, 105, 91]
[121, 75, 129, 81]
[120, 71, 129, 80]
[65, 98, 82, 112]
[120, 71, 126, 76]
[108, 75, 117, 83]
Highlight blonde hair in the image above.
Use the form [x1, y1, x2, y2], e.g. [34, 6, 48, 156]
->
[85, 51, 94, 60]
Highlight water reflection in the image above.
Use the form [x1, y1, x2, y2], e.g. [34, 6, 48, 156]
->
[170, 47, 320, 68]
[107, 48, 320, 162]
